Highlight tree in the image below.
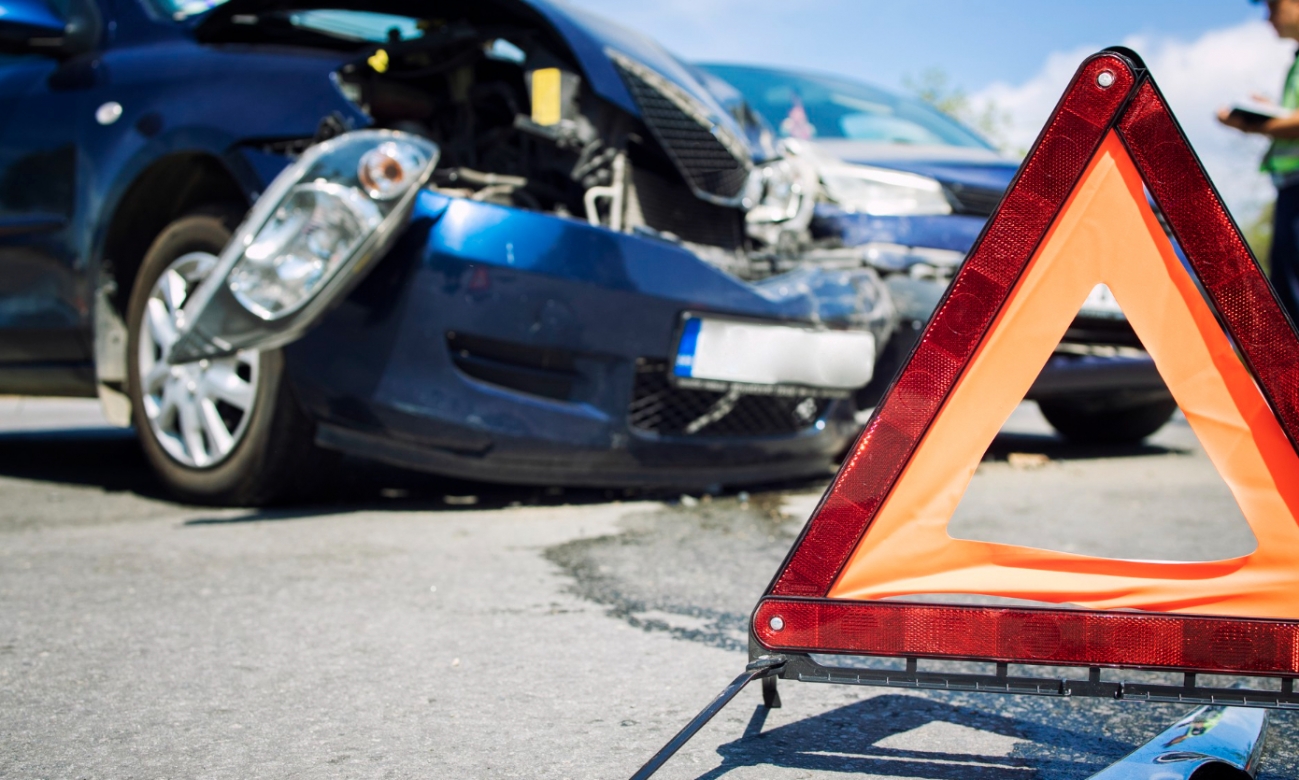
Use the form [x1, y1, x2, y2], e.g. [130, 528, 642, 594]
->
[904, 68, 1015, 154]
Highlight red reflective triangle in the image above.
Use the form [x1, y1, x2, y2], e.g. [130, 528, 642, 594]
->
[753, 50, 1299, 675]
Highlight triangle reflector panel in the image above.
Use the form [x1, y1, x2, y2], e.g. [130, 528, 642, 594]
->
[753, 50, 1299, 676]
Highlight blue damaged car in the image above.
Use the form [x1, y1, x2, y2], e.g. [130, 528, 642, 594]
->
[0, 0, 896, 503]
[701, 64, 1177, 444]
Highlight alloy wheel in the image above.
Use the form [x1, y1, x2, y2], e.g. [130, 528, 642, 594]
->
[137, 252, 261, 468]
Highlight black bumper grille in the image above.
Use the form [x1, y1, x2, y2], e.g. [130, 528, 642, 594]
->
[447, 332, 578, 401]
[629, 360, 830, 438]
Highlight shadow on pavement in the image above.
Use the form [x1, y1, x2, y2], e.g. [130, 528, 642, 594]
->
[983, 431, 1183, 463]
[0, 422, 1185, 517]
[179, 477, 626, 525]
[697, 694, 1130, 779]
[0, 427, 170, 498]
[0, 425, 625, 514]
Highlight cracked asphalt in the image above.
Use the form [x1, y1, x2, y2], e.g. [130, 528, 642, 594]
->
[0, 397, 1294, 778]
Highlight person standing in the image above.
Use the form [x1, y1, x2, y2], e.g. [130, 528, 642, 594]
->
[1219, 0, 1299, 326]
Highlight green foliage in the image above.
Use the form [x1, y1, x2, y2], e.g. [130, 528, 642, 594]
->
[1243, 200, 1274, 273]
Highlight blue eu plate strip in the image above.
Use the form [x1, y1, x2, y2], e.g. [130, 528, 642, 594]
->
[674, 317, 702, 377]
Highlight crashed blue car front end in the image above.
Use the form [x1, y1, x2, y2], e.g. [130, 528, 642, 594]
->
[0, 0, 894, 502]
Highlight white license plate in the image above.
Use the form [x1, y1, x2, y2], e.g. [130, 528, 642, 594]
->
[1079, 283, 1125, 319]
[673, 316, 876, 390]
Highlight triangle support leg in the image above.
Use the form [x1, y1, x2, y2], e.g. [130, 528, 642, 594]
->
[628, 656, 786, 780]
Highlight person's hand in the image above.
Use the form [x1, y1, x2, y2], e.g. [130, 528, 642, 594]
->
[1218, 106, 1267, 133]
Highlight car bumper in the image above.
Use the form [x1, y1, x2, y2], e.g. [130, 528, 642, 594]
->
[283, 192, 875, 488]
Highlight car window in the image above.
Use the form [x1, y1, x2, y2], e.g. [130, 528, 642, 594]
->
[699, 64, 993, 150]
[285, 10, 424, 43]
[149, 0, 228, 20]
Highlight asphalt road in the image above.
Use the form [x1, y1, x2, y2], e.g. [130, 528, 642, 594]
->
[0, 397, 1295, 779]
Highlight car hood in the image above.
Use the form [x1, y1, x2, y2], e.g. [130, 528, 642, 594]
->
[810, 139, 1020, 192]
[195, 0, 752, 154]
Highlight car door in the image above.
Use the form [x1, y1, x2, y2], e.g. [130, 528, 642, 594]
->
[0, 0, 100, 395]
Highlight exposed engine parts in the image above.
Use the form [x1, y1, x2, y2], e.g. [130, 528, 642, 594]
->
[320, 16, 831, 281]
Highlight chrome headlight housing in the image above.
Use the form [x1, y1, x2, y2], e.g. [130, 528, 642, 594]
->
[227, 182, 383, 319]
[819, 163, 952, 217]
[744, 142, 819, 247]
[169, 130, 439, 361]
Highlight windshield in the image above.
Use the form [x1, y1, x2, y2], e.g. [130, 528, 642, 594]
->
[699, 64, 993, 150]
[151, 0, 426, 38]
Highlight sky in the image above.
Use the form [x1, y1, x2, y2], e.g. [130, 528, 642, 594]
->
[564, 0, 1296, 222]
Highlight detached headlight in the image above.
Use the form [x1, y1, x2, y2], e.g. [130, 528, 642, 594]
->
[226, 133, 436, 320]
[228, 183, 382, 319]
[168, 130, 439, 362]
[819, 163, 951, 217]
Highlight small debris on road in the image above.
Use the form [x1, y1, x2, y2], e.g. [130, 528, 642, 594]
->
[1007, 452, 1050, 470]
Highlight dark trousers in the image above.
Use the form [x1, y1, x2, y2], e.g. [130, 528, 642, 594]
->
[1271, 183, 1299, 329]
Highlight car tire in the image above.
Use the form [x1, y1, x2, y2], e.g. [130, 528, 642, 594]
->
[126, 211, 330, 505]
[1037, 396, 1178, 445]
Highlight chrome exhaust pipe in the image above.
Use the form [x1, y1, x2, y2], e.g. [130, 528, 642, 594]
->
[1087, 702, 1268, 779]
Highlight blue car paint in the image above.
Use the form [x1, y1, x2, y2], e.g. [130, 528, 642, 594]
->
[0, 0, 64, 35]
[811, 207, 988, 254]
[0, 0, 365, 354]
[0, 0, 866, 485]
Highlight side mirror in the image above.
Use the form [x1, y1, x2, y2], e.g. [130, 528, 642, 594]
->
[0, 0, 100, 56]
[0, 0, 68, 52]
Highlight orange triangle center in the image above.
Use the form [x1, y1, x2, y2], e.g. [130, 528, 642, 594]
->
[826, 132, 1299, 620]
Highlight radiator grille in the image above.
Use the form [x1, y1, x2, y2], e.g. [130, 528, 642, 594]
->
[611, 52, 750, 202]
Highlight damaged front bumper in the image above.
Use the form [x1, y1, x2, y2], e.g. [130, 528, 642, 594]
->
[256, 191, 891, 487]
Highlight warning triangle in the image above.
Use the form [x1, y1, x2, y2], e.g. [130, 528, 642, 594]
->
[753, 49, 1299, 675]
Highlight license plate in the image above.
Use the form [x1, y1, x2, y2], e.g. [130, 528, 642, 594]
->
[1079, 283, 1125, 319]
[673, 315, 876, 392]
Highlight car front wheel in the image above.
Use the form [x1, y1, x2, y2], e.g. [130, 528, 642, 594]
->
[126, 212, 329, 505]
